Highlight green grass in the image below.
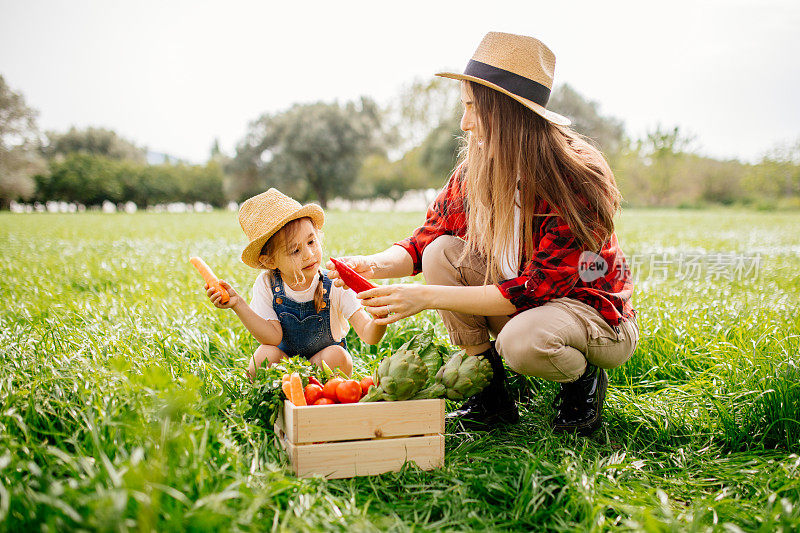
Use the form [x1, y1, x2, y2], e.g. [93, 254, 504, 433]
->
[1, 208, 799, 532]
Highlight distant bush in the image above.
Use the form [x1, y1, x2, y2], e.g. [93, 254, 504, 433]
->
[611, 134, 800, 209]
[32, 153, 225, 207]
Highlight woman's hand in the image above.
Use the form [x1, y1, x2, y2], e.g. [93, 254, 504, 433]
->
[326, 256, 376, 290]
[206, 280, 239, 309]
[359, 283, 430, 325]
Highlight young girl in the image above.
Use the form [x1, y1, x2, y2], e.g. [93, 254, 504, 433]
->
[206, 188, 387, 380]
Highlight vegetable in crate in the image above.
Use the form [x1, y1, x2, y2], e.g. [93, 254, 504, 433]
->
[360, 344, 428, 402]
[336, 380, 363, 403]
[304, 384, 324, 405]
[314, 398, 335, 405]
[282, 377, 292, 401]
[411, 351, 493, 400]
[359, 377, 374, 395]
[243, 356, 324, 426]
[289, 373, 307, 406]
[322, 378, 344, 402]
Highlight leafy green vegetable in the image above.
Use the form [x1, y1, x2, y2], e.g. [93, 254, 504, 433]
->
[241, 356, 323, 427]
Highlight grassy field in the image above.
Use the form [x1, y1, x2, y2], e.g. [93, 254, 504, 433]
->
[1, 208, 799, 532]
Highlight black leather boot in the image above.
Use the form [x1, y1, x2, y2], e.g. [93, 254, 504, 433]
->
[446, 344, 520, 429]
[551, 363, 607, 436]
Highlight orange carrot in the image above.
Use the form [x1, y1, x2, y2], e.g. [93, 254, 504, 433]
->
[190, 256, 229, 304]
[282, 381, 293, 402]
[282, 374, 293, 403]
[289, 373, 307, 406]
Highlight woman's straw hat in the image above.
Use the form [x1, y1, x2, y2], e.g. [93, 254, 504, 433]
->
[436, 32, 571, 126]
[238, 188, 324, 269]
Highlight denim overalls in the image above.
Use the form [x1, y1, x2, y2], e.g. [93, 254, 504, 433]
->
[272, 270, 346, 359]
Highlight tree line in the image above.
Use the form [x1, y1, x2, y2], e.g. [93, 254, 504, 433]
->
[1, 73, 798, 210]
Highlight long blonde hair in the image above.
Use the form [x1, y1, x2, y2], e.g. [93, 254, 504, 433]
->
[259, 217, 325, 312]
[460, 81, 621, 283]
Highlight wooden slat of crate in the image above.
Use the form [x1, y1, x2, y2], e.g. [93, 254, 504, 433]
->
[277, 432, 445, 479]
[281, 399, 445, 444]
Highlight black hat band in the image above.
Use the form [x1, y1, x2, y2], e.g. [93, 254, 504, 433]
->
[463, 59, 551, 108]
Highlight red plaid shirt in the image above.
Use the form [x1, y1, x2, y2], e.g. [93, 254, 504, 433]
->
[395, 165, 635, 326]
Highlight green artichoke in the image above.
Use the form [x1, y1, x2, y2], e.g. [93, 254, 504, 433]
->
[439, 352, 492, 400]
[361, 344, 429, 402]
[411, 352, 493, 400]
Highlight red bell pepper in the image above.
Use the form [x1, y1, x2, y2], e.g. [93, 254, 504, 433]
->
[330, 257, 376, 294]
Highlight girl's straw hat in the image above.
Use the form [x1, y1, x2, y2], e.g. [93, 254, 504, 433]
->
[238, 188, 324, 269]
[436, 32, 571, 126]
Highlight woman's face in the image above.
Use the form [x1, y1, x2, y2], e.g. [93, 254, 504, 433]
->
[460, 82, 484, 143]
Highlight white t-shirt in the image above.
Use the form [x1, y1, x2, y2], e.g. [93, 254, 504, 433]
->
[499, 188, 522, 280]
[249, 271, 362, 342]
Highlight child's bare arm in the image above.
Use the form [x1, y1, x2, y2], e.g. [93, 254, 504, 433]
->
[208, 280, 282, 345]
[348, 308, 387, 345]
[234, 303, 282, 346]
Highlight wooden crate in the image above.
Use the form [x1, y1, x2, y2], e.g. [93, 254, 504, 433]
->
[274, 398, 445, 479]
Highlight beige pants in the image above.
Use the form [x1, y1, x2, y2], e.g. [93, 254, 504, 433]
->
[421, 236, 639, 383]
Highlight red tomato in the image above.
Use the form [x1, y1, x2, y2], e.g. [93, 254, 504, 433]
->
[336, 380, 362, 404]
[360, 377, 374, 396]
[322, 378, 344, 401]
[308, 376, 323, 388]
[304, 384, 324, 405]
[313, 398, 335, 406]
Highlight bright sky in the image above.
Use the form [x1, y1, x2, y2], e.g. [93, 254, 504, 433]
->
[1, 0, 799, 164]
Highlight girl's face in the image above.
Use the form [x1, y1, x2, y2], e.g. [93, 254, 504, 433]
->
[460, 82, 485, 143]
[260, 218, 323, 288]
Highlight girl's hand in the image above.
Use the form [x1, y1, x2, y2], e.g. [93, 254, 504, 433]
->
[359, 284, 428, 325]
[326, 256, 376, 290]
[206, 280, 239, 309]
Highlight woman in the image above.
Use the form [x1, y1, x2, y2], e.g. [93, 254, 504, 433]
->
[329, 32, 638, 436]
